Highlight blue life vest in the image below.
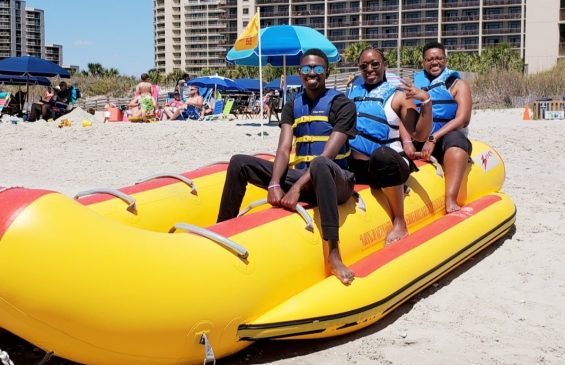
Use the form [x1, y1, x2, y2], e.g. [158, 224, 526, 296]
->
[413, 68, 460, 133]
[348, 82, 398, 156]
[292, 89, 349, 170]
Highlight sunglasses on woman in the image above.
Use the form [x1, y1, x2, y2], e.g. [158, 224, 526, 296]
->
[299, 65, 326, 75]
[358, 60, 382, 71]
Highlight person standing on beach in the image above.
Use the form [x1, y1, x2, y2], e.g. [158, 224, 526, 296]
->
[216, 48, 357, 285]
[401, 41, 472, 213]
[347, 47, 433, 245]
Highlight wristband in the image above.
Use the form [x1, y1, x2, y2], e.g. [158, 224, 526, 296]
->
[420, 97, 432, 106]
[402, 140, 413, 144]
[267, 184, 280, 190]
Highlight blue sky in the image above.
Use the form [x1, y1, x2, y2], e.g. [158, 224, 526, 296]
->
[26, 0, 154, 77]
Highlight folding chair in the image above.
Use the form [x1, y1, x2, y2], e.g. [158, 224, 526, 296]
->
[203, 98, 236, 121]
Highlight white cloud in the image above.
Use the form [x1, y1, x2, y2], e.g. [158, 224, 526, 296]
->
[74, 40, 93, 47]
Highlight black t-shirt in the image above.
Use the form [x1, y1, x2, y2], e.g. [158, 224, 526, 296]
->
[280, 91, 356, 138]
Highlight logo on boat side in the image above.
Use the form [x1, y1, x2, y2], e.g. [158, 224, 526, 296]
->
[475, 150, 500, 172]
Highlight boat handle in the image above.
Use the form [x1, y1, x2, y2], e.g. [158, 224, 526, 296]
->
[136, 173, 198, 195]
[74, 188, 136, 213]
[170, 223, 249, 259]
[238, 198, 314, 232]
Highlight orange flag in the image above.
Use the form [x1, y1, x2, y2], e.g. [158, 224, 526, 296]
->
[234, 12, 259, 51]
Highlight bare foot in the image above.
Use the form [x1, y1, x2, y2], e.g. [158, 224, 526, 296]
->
[446, 198, 461, 213]
[328, 249, 355, 285]
[385, 219, 408, 246]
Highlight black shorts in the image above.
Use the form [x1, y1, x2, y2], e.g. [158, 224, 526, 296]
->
[415, 130, 472, 163]
[349, 146, 416, 188]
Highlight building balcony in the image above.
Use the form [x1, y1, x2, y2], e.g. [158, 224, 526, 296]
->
[444, 44, 479, 51]
[442, 1, 480, 8]
[261, 10, 289, 17]
[328, 7, 360, 15]
[403, 17, 439, 24]
[442, 29, 478, 36]
[483, 13, 522, 21]
[403, 30, 439, 38]
[561, 9, 565, 21]
[559, 42, 565, 56]
[256, 0, 288, 4]
[329, 34, 360, 42]
[364, 5, 399, 12]
[293, 9, 325, 17]
[362, 18, 398, 26]
[403, 2, 441, 10]
[483, 0, 522, 6]
[328, 21, 360, 29]
[443, 15, 479, 22]
[482, 27, 521, 35]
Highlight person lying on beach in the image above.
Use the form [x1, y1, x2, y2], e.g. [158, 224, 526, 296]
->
[400, 41, 472, 213]
[347, 46, 433, 246]
[217, 48, 357, 285]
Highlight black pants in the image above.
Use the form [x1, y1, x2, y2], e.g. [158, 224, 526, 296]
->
[349, 146, 414, 188]
[217, 154, 355, 241]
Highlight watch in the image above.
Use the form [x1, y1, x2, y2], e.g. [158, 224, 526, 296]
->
[428, 135, 436, 143]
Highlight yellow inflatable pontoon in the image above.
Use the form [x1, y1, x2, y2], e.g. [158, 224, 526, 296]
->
[0, 142, 515, 364]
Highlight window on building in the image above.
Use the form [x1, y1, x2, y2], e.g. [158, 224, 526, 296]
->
[243, 8, 249, 15]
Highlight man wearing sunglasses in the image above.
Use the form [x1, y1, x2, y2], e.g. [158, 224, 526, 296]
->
[401, 41, 472, 213]
[348, 46, 433, 246]
[217, 48, 357, 285]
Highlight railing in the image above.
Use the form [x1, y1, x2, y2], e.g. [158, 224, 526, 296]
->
[483, 0, 522, 6]
[482, 27, 521, 35]
[328, 7, 360, 15]
[443, 0, 480, 8]
[403, 2, 440, 10]
[442, 15, 479, 22]
[483, 13, 521, 20]
[403, 17, 439, 24]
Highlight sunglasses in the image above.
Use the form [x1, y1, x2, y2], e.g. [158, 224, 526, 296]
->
[358, 60, 382, 71]
[299, 65, 326, 75]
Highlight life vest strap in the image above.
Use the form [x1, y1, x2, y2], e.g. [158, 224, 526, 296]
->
[289, 150, 351, 167]
[295, 135, 330, 143]
[293, 115, 330, 128]
[357, 131, 400, 146]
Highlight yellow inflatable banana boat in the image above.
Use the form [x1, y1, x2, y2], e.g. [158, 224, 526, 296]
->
[0, 142, 515, 365]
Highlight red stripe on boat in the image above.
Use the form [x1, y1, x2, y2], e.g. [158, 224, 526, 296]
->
[0, 188, 53, 240]
[352, 194, 502, 277]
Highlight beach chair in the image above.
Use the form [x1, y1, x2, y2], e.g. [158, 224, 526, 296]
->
[0, 92, 11, 116]
[202, 98, 236, 121]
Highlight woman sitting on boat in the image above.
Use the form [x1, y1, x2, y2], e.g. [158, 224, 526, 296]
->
[347, 46, 433, 245]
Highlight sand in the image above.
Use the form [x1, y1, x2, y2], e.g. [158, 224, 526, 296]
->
[1, 108, 564, 364]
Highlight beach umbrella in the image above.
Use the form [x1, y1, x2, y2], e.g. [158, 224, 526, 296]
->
[187, 75, 242, 92]
[226, 25, 340, 67]
[226, 25, 339, 104]
[0, 56, 69, 108]
[233, 78, 264, 92]
[0, 56, 70, 78]
[0, 74, 51, 86]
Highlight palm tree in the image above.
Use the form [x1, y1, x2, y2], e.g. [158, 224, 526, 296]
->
[86, 63, 105, 77]
[342, 42, 371, 62]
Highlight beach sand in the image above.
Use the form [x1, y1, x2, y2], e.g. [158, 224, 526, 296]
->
[1, 108, 564, 364]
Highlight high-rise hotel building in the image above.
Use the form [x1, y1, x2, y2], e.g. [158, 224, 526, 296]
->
[154, 0, 565, 75]
[0, 0, 64, 65]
